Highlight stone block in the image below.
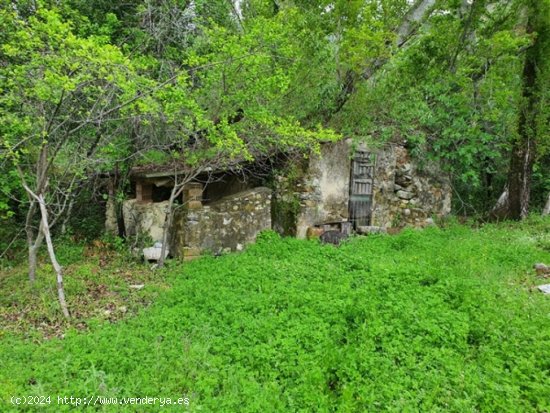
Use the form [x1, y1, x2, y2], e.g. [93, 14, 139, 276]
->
[356, 226, 387, 235]
[143, 246, 169, 261]
[396, 190, 414, 200]
[187, 200, 202, 209]
[183, 247, 202, 258]
[187, 189, 203, 200]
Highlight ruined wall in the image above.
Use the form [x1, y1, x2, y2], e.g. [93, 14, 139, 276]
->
[120, 141, 451, 259]
[173, 187, 272, 258]
[122, 199, 168, 242]
[275, 140, 352, 238]
[203, 175, 257, 203]
[371, 145, 451, 228]
[278, 141, 451, 237]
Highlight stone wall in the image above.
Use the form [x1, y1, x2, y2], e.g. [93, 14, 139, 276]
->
[371, 145, 451, 228]
[275, 141, 451, 237]
[172, 187, 272, 258]
[119, 142, 451, 258]
[272, 140, 352, 238]
[122, 199, 168, 242]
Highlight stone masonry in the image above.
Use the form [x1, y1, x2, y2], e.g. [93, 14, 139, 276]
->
[118, 139, 451, 259]
[172, 187, 272, 259]
[274, 140, 451, 237]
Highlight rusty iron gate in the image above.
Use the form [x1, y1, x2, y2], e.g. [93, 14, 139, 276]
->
[349, 151, 374, 229]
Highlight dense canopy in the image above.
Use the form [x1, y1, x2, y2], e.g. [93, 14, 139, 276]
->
[1, 0, 549, 232]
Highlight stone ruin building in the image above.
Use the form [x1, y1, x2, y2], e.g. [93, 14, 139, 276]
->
[105, 140, 451, 259]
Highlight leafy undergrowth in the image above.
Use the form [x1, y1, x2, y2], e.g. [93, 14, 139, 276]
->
[1, 218, 550, 412]
[0, 242, 169, 340]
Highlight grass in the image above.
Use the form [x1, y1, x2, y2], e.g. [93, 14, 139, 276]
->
[1, 218, 550, 412]
[0, 241, 169, 340]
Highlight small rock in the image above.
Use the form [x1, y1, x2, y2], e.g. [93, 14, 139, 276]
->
[534, 263, 549, 277]
[143, 246, 169, 261]
[396, 190, 414, 200]
[187, 212, 199, 222]
[537, 284, 550, 294]
[425, 218, 436, 226]
[395, 172, 412, 186]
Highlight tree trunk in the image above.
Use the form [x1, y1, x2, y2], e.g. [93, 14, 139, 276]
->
[21, 146, 48, 282]
[503, 3, 541, 220]
[157, 186, 179, 268]
[24, 201, 39, 282]
[27, 229, 37, 282]
[543, 193, 550, 216]
[507, 135, 535, 220]
[489, 188, 509, 221]
[396, 0, 436, 47]
[37, 195, 70, 318]
[28, 230, 44, 283]
[157, 205, 173, 269]
[60, 196, 75, 235]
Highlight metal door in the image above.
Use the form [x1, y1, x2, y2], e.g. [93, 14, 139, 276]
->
[349, 151, 374, 228]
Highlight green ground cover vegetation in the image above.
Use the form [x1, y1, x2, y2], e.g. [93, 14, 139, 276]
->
[1, 218, 549, 412]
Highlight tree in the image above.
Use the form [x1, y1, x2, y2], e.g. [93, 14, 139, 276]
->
[130, 12, 340, 266]
[503, 0, 550, 219]
[323, 0, 549, 216]
[0, 6, 158, 315]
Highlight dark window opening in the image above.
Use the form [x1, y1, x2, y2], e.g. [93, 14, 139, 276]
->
[202, 173, 256, 204]
[152, 185, 176, 202]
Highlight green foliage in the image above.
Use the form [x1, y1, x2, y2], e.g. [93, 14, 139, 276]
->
[0, 1, 341, 261]
[328, 0, 549, 212]
[1, 221, 550, 411]
[269, 162, 307, 236]
[60, 190, 107, 241]
[135, 150, 171, 166]
[3, 0, 548, 229]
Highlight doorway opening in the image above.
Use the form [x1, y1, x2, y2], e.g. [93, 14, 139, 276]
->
[349, 151, 374, 229]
